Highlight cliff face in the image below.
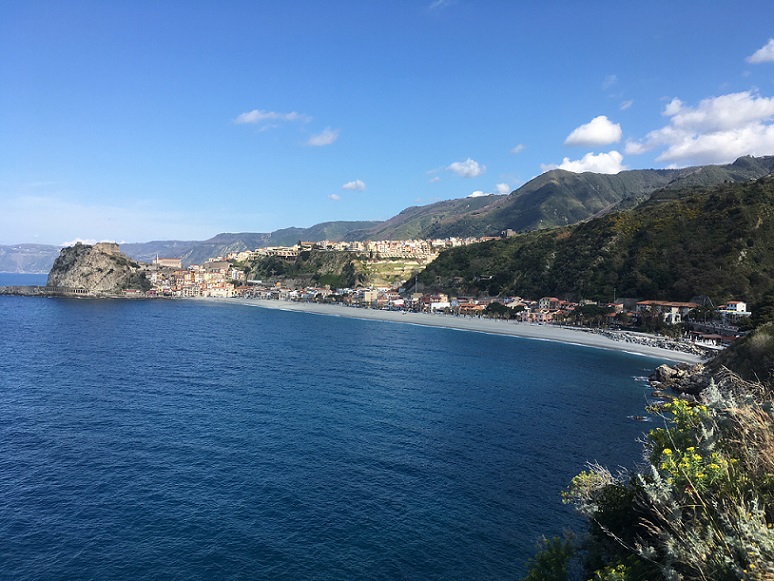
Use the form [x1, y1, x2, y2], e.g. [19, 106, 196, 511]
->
[46, 242, 148, 294]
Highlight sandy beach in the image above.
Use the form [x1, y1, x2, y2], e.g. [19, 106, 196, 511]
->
[219, 298, 705, 365]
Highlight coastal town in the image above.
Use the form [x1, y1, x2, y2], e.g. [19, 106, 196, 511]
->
[125, 238, 750, 353]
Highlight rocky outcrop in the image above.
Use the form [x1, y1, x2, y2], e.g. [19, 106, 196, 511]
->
[46, 242, 149, 295]
[648, 361, 767, 403]
[649, 362, 710, 396]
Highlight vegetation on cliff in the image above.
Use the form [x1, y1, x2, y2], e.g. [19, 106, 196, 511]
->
[520, 305, 774, 580]
[533, 393, 774, 580]
[245, 250, 366, 289]
[417, 177, 774, 305]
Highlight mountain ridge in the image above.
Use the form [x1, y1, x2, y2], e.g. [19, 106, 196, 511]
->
[2, 156, 773, 273]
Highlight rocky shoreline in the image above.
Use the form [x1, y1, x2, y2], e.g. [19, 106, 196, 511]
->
[581, 328, 713, 358]
[648, 360, 765, 404]
[0, 285, 47, 296]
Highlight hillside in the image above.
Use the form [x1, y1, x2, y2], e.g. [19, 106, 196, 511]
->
[423, 155, 774, 237]
[417, 176, 774, 305]
[347, 195, 500, 240]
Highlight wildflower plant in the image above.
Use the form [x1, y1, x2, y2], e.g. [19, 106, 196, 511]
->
[551, 388, 774, 581]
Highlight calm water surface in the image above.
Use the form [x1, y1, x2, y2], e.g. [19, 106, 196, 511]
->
[0, 287, 665, 579]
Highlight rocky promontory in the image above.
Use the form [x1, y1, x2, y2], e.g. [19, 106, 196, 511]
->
[46, 242, 150, 295]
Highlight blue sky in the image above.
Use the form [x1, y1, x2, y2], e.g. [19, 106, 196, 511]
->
[2, 1, 774, 245]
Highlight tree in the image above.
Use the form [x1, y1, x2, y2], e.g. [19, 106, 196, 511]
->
[484, 301, 510, 319]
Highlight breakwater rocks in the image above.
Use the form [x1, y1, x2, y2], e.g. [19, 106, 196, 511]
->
[0, 286, 46, 296]
[581, 328, 712, 358]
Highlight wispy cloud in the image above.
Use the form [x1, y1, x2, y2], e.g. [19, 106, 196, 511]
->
[747, 39, 774, 64]
[541, 151, 626, 174]
[342, 179, 366, 192]
[602, 74, 618, 90]
[234, 109, 311, 125]
[447, 158, 485, 178]
[428, 0, 455, 10]
[328, 193, 341, 201]
[625, 90, 774, 165]
[564, 116, 622, 147]
[510, 143, 525, 154]
[307, 128, 339, 147]
[619, 99, 634, 111]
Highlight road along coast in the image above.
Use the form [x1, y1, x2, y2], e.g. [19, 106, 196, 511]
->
[214, 298, 704, 364]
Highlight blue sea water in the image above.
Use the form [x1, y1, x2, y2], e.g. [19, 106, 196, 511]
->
[0, 289, 667, 580]
[0, 273, 48, 286]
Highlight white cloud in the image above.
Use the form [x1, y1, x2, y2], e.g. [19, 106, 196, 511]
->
[234, 109, 311, 125]
[468, 191, 488, 198]
[625, 91, 774, 165]
[428, 176, 441, 183]
[342, 179, 366, 192]
[564, 116, 622, 147]
[541, 151, 626, 174]
[307, 128, 339, 146]
[61, 237, 99, 246]
[510, 143, 525, 154]
[447, 158, 485, 178]
[619, 99, 634, 111]
[495, 183, 511, 195]
[747, 39, 774, 64]
[328, 194, 341, 201]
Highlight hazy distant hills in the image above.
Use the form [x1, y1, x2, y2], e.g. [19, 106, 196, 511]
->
[2, 156, 773, 273]
[0, 244, 63, 274]
[120, 221, 381, 265]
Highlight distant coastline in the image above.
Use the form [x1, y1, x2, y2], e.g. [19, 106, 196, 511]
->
[209, 297, 705, 364]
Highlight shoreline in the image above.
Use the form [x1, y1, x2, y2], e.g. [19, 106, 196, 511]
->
[215, 298, 705, 364]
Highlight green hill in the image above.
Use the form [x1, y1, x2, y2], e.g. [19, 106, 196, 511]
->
[417, 176, 774, 305]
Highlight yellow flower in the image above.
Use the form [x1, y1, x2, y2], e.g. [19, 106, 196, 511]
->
[663, 448, 673, 456]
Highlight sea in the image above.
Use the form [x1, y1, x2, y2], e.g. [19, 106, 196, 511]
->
[0, 273, 665, 580]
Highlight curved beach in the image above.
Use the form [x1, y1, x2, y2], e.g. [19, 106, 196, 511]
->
[222, 298, 704, 364]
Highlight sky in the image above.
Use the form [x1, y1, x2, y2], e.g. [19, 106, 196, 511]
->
[2, 1, 774, 246]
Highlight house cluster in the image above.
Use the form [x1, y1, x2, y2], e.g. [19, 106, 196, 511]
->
[143, 257, 248, 298]
[228, 236, 498, 263]
[142, 236, 500, 297]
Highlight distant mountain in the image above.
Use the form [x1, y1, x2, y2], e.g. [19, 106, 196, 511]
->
[120, 221, 381, 265]
[420, 155, 774, 237]
[346, 196, 499, 240]
[0, 244, 61, 273]
[4, 156, 774, 273]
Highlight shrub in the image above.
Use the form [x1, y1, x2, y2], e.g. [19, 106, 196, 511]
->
[549, 388, 774, 580]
